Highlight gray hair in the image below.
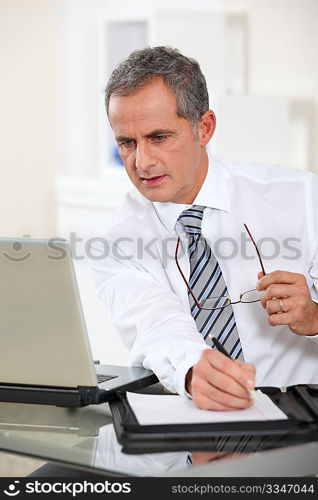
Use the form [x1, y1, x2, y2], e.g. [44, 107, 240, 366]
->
[105, 46, 209, 128]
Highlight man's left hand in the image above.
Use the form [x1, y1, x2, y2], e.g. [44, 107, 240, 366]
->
[256, 270, 318, 336]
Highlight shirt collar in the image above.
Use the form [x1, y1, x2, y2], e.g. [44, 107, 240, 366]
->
[153, 155, 231, 233]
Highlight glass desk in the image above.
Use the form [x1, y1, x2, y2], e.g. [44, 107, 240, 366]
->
[1, 385, 318, 478]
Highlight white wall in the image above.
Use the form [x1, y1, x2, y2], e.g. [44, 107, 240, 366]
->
[0, 0, 61, 237]
[225, 0, 318, 169]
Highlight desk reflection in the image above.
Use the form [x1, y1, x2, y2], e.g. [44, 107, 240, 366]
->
[93, 424, 248, 476]
[94, 424, 203, 475]
[1, 397, 314, 477]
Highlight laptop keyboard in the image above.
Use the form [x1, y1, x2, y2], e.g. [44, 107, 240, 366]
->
[97, 374, 117, 384]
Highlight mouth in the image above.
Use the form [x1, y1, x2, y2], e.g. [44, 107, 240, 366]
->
[140, 174, 167, 186]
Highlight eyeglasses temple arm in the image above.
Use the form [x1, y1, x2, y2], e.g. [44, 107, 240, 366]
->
[244, 223, 266, 275]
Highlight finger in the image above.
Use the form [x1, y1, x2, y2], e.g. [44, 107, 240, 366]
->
[234, 360, 256, 376]
[192, 378, 253, 411]
[193, 392, 238, 411]
[265, 297, 291, 315]
[202, 349, 255, 393]
[234, 360, 256, 373]
[267, 311, 291, 327]
[208, 369, 252, 400]
[191, 451, 225, 466]
[257, 270, 300, 291]
[202, 365, 255, 401]
[260, 284, 293, 307]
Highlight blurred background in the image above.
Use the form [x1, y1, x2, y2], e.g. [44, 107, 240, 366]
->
[1, 0, 318, 367]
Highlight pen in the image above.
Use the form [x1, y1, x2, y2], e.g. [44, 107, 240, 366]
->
[208, 334, 260, 404]
[209, 334, 229, 357]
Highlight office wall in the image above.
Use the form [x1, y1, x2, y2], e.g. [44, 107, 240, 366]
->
[0, 0, 60, 237]
[1, 0, 317, 237]
[225, 0, 318, 169]
[223, 0, 317, 95]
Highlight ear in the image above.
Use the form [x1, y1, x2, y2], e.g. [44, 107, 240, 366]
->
[198, 110, 216, 147]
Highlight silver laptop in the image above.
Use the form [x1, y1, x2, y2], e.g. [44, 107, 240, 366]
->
[0, 237, 157, 407]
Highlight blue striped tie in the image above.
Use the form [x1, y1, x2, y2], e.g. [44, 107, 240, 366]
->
[178, 205, 243, 360]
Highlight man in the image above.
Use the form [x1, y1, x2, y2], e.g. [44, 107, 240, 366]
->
[91, 46, 318, 411]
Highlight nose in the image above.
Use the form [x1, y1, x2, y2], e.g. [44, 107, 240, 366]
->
[135, 142, 156, 172]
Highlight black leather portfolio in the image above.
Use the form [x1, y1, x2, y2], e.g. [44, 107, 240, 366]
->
[109, 384, 318, 454]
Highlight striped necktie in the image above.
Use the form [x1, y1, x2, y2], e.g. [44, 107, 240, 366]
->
[178, 205, 243, 360]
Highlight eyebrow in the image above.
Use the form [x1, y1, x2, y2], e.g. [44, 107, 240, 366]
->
[115, 134, 133, 143]
[145, 129, 175, 138]
[115, 129, 175, 143]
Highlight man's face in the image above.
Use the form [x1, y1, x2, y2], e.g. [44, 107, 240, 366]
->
[108, 78, 215, 204]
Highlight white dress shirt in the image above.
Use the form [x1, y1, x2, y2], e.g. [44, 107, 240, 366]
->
[90, 157, 318, 396]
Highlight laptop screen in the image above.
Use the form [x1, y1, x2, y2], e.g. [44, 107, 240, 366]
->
[0, 238, 98, 388]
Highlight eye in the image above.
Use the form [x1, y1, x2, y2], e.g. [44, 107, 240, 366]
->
[119, 139, 135, 148]
[153, 135, 167, 142]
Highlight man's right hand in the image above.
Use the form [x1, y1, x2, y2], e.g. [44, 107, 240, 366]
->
[185, 349, 256, 411]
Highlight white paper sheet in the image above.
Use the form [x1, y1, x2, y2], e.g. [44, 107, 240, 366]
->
[126, 390, 287, 426]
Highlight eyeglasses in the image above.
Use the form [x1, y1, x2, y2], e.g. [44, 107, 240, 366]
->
[175, 223, 266, 310]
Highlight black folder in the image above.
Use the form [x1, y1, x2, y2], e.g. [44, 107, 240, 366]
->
[109, 384, 318, 454]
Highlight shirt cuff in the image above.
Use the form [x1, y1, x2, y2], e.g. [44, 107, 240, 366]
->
[305, 333, 318, 340]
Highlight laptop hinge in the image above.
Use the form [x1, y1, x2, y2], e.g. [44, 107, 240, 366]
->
[77, 386, 101, 405]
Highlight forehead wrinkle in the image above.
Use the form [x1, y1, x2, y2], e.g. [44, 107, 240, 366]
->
[111, 112, 175, 127]
[113, 118, 176, 139]
[109, 94, 179, 130]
